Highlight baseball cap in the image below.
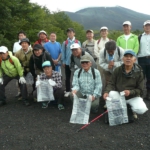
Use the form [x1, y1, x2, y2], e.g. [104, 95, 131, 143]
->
[123, 21, 131, 26]
[80, 55, 91, 62]
[124, 50, 135, 56]
[33, 44, 43, 51]
[0, 46, 8, 53]
[42, 61, 51, 68]
[19, 38, 30, 45]
[70, 43, 80, 50]
[37, 30, 47, 37]
[66, 28, 75, 33]
[86, 29, 94, 33]
[143, 20, 150, 26]
[100, 26, 108, 31]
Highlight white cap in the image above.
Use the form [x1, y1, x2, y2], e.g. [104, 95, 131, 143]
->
[100, 26, 108, 31]
[0, 46, 8, 53]
[70, 43, 80, 50]
[143, 20, 150, 26]
[37, 30, 47, 37]
[122, 21, 131, 26]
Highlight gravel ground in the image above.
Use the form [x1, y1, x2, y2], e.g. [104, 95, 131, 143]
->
[0, 68, 150, 150]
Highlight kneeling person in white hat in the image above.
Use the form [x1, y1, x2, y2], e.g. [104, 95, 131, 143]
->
[71, 55, 102, 113]
[35, 61, 65, 109]
[0, 46, 30, 106]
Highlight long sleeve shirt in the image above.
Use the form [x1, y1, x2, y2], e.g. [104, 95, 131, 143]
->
[72, 68, 102, 98]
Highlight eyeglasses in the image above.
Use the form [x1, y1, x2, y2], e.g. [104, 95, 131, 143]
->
[81, 61, 89, 64]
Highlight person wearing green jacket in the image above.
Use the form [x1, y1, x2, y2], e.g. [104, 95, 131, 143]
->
[0, 46, 30, 106]
[116, 21, 139, 54]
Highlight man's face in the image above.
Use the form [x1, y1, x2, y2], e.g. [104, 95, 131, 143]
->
[86, 32, 94, 40]
[123, 25, 131, 34]
[39, 33, 47, 40]
[34, 49, 43, 56]
[0, 52, 9, 60]
[144, 24, 150, 33]
[123, 54, 136, 66]
[18, 33, 26, 40]
[100, 29, 108, 38]
[50, 33, 56, 42]
[81, 61, 92, 71]
[21, 42, 29, 50]
[107, 50, 115, 56]
[67, 31, 75, 39]
[72, 48, 81, 57]
[43, 66, 52, 77]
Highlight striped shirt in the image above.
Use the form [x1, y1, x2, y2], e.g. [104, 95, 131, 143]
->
[72, 68, 102, 98]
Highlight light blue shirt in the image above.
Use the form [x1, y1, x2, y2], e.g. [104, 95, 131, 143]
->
[61, 37, 81, 65]
[72, 68, 102, 98]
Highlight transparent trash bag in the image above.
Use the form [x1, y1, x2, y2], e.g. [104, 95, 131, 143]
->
[25, 72, 34, 85]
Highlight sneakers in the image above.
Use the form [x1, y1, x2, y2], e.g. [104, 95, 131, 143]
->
[42, 102, 48, 108]
[64, 92, 70, 97]
[58, 104, 65, 110]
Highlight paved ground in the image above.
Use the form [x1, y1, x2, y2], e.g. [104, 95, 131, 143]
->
[0, 68, 150, 150]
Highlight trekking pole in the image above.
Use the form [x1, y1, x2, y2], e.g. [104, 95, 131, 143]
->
[77, 110, 108, 132]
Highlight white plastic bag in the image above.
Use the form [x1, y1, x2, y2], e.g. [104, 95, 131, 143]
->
[106, 91, 128, 126]
[70, 94, 92, 124]
[25, 72, 34, 85]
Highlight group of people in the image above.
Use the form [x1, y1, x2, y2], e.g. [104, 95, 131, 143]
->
[0, 19, 150, 124]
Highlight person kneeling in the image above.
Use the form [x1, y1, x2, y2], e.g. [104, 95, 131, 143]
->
[35, 61, 65, 110]
[103, 50, 148, 123]
[71, 55, 102, 113]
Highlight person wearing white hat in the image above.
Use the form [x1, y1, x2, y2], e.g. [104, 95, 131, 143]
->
[116, 21, 139, 54]
[94, 26, 110, 63]
[34, 30, 49, 46]
[138, 20, 150, 100]
[0, 46, 30, 106]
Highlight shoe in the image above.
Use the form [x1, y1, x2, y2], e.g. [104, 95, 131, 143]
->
[0, 101, 6, 106]
[42, 102, 48, 108]
[58, 104, 65, 110]
[15, 92, 21, 97]
[18, 96, 22, 101]
[133, 112, 138, 119]
[64, 92, 70, 97]
[23, 101, 30, 106]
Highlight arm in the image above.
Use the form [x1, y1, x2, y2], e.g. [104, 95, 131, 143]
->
[116, 37, 120, 47]
[72, 70, 80, 91]
[53, 72, 62, 89]
[29, 55, 36, 78]
[133, 36, 139, 54]
[46, 52, 55, 70]
[94, 40, 100, 59]
[0, 67, 3, 78]
[61, 41, 66, 64]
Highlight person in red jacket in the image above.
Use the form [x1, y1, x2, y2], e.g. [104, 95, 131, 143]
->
[34, 30, 49, 46]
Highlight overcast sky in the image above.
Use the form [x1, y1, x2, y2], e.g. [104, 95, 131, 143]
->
[30, 0, 150, 15]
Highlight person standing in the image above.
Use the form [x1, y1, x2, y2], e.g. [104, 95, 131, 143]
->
[61, 28, 81, 97]
[44, 32, 62, 73]
[117, 21, 139, 54]
[138, 20, 150, 100]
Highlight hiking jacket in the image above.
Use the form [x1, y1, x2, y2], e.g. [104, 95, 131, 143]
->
[29, 49, 55, 78]
[116, 33, 139, 54]
[0, 55, 23, 78]
[15, 47, 33, 74]
[104, 64, 144, 100]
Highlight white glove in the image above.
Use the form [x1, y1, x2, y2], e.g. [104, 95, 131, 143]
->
[19, 77, 26, 84]
[36, 81, 41, 87]
[0, 78, 3, 84]
[48, 79, 56, 86]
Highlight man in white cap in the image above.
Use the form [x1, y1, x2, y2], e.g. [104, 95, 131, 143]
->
[0, 46, 30, 106]
[138, 20, 150, 100]
[94, 26, 110, 63]
[71, 55, 102, 113]
[117, 21, 139, 54]
[34, 30, 49, 46]
[82, 30, 96, 61]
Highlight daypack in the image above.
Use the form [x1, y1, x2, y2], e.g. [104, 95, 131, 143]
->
[65, 39, 78, 50]
[0, 57, 14, 65]
[78, 67, 96, 80]
[104, 46, 121, 59]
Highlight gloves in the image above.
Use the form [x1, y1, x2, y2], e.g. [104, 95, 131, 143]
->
[19, 77, 26, 84]
[36, 81, 41, 87]
[0, 78, 3, 84]
[48, 79, 56, 86]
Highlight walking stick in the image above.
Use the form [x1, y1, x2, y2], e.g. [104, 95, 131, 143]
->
[77, 110, 108, 132]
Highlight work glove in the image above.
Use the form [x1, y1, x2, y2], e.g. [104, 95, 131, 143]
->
[19, 77, 26, 84]
[0, 78, 3, 84]
[48, 79, 56, 86]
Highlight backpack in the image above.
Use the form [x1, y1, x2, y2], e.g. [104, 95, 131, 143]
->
[104, 47, 121, 58]
[0, 57, 14, 65]
[78, 67, 96, 80]
[65, 39, 78, 50]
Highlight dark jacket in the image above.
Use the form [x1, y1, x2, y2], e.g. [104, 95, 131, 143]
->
[104, 64, 144, 100]
[29, 49, 55, 78]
